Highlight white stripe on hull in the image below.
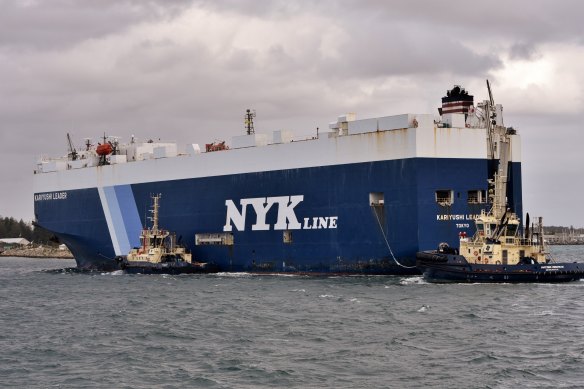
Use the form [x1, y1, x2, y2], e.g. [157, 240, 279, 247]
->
[98, 186, 122, 256]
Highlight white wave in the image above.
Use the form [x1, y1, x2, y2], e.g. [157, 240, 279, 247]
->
[264, 338, 290, 343]
[213, 272, 253, 278]
[399, 276, 427, 285]
[101, 270, 125, 276]
[319, 294, 335, 298]
[269, 273, 299, 277]
[534, 310, 555, 316]
[289, 289, 306, 292]
[417, 304, 430, 312]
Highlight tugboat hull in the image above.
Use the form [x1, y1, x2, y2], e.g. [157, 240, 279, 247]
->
[117, 258, 221, 275]
[416, 252, 584, 283]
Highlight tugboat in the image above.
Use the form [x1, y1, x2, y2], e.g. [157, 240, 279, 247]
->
[416, 81, 584, 283]
[115, 194, 220, 274]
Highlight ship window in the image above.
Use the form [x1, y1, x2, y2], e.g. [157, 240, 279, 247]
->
[369, 192, 384, 206]
[435, 190, 453, 206]
[283, 230, 293, 244]
[489, 223, 497, 234]
[502, 250, 508, 265]
[476, 223, 484, 232]
[467, 190, 486, 204]
[195, 233, 234, 246]
[506, 224, 518, 237]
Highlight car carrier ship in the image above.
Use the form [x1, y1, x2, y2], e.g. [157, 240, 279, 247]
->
[33, 83, 523, 273]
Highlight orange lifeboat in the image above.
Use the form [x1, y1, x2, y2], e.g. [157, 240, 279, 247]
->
[96, 143, 112, 156]
[205, 141, 228, 152]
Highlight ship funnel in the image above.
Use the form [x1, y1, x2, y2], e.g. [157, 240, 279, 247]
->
[438, 85, 474, 116]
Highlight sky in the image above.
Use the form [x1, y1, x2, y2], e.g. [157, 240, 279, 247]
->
[0, 0, 582, 227]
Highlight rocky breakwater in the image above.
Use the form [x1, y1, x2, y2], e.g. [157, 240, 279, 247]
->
[0, 245, 74, 259]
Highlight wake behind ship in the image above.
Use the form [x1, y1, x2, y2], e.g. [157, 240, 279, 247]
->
[33, 85, 523, 273]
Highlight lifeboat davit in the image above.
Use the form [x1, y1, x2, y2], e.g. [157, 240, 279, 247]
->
[96, 143, 112, 156]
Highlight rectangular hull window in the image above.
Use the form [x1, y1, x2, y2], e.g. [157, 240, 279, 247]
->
[468, 190, 486, 204]
[283, 230, 293, 244]
[369, 192, 384, 206]
[195, 233, 234, 246]
[435, 190, 453, 206]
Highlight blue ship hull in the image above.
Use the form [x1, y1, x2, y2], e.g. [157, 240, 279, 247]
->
[34, 157, 522, 273]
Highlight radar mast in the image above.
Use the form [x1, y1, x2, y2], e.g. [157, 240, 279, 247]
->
[245, 109, 256, 135]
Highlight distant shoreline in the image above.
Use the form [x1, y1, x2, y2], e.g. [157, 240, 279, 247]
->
[0, 246, 74, 259]
[0, 254, 74, 259]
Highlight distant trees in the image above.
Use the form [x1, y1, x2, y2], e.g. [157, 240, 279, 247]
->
[0, 216, 56, 245]
[545, 226, 584, 235]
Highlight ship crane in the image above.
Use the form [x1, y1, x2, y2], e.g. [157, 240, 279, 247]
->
[66, 133, 78, 161]
[483, 80, 512, 222]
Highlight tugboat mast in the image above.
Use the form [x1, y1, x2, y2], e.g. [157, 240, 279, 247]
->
[150, 194, 162, 233]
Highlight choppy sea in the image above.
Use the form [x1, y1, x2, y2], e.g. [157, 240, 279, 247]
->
[1, 246, 584, 389]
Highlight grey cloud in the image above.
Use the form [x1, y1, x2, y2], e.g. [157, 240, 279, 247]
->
[343, 0, 584, 46]
[0, 0, 189, 50]
[508, 42, 539, 60]
[2, 0, 582, 53]
[318, 25, 502, 79]
[1, 0, 583, 224]
[188, 0, 313, 19]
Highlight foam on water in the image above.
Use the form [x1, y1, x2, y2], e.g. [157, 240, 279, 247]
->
[398, 276, 427, 285]
[103, 270, 125, 276]
[213, 272, 253, 278]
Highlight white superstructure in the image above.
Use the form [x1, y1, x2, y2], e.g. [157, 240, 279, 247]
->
[34, 108, 520, 194]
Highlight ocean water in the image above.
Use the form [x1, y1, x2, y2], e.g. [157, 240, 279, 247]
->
[1, 246, 584, 389]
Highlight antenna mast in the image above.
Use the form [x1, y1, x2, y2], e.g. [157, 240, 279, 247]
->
[245, 109, 256, 135]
